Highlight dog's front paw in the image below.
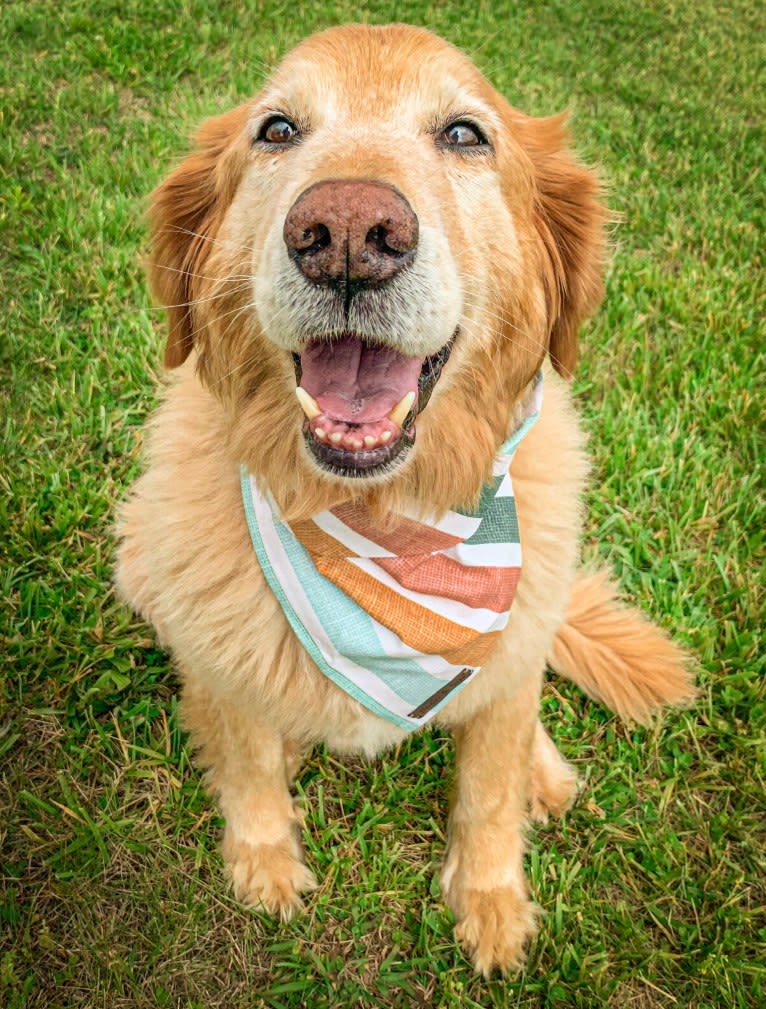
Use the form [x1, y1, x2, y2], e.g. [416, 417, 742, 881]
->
[223, 835, 317, 921]
[441, 848, 538, 977]
[451, 885, 538, 977]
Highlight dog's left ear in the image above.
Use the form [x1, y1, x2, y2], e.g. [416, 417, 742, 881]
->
[514, 113, 608, 378]
[149, 104, 251, 368]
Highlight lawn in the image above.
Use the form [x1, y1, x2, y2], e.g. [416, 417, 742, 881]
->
[1, 1, 763, 1006]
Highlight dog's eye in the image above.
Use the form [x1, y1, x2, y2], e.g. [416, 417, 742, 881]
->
[257, 116, 300, 145]
[441, 121, 488, 148]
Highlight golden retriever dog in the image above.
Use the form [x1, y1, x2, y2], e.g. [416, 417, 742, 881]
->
[115, 24, 694, 975]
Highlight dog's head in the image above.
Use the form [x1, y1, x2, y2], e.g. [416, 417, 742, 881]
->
[150, 24, 606, 517]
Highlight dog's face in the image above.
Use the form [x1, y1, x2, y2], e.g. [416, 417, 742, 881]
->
[150, 25, 605, 515]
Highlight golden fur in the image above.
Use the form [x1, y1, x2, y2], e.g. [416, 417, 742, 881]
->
[115, 24, 694, 975]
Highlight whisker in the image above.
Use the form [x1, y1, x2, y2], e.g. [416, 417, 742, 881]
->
[183, 298, 259, 348]
[151, 261, 254, 284]
[208, 299, 302, 387]
[207, 311, 269, 387]
[459, 294, 528, 337]
[145, 281, 254, 312]
[458, 293, 565, 371]
[159, 225, 259, 257]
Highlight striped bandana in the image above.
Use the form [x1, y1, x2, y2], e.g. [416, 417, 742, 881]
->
[241, 373, 543, 732]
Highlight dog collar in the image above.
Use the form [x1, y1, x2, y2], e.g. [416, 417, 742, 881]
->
[241, 372, 543, 732]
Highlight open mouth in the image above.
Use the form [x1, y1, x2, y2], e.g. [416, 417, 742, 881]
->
[292, 332, 455, 478]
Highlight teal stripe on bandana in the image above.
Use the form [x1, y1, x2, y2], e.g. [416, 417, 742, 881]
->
[458, 476, 520, 545]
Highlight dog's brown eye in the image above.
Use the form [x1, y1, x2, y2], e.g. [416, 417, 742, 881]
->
[258, 116, 299, 145]
[441, 121, 488, 148]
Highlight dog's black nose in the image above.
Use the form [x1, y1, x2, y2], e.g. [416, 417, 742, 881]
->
[283, 179, 418, 291]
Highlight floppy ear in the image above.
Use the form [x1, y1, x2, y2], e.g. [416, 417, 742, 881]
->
[149, 104, 251, 368]
[515, 113, 607, 378]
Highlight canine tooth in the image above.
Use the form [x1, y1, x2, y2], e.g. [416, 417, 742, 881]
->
[350, 438, 363, 450]
[315, 427, 327, 441]
[295, 387, 321, 420]
[388, 391, 415, 428]
[329, 431, 343, 444]
[380, 430, 392, 443]
[363, 435, 376, 448]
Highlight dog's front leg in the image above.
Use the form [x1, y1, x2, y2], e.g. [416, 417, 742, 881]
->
[181, 680, 316, 920]
[441, 679, 540, 976]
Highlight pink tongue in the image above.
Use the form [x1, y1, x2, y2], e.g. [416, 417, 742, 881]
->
[299, 336, 423, 423]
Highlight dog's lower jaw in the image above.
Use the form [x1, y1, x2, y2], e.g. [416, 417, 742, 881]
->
[302, 423, 415, 480]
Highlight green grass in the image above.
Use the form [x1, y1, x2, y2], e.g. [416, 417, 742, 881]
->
[1, 0, 763, 1006]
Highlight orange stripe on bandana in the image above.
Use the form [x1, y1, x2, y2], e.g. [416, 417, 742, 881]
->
[289, 519, 353, 559]
[375, 553, 520, 612]
[330, 501, 464, 556]
[314, 556, 502, 667]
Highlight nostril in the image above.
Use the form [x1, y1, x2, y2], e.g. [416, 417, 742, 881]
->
[365, 210, 419, 260]
[366, 220, 415, 257]
[294, 222, 331, 256]
[366, 223, 391, 255]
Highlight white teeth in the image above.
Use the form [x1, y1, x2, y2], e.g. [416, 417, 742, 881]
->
[380, 430, 392, 444]
[388, 390, 416, 428]
[363, 436, 376, 448]
[295, 387, 321, 420]
[329, 432, 343, 444]
[314, 427, 327, 441]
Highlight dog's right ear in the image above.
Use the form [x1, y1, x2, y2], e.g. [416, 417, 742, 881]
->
[149, 105, 251, 368]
